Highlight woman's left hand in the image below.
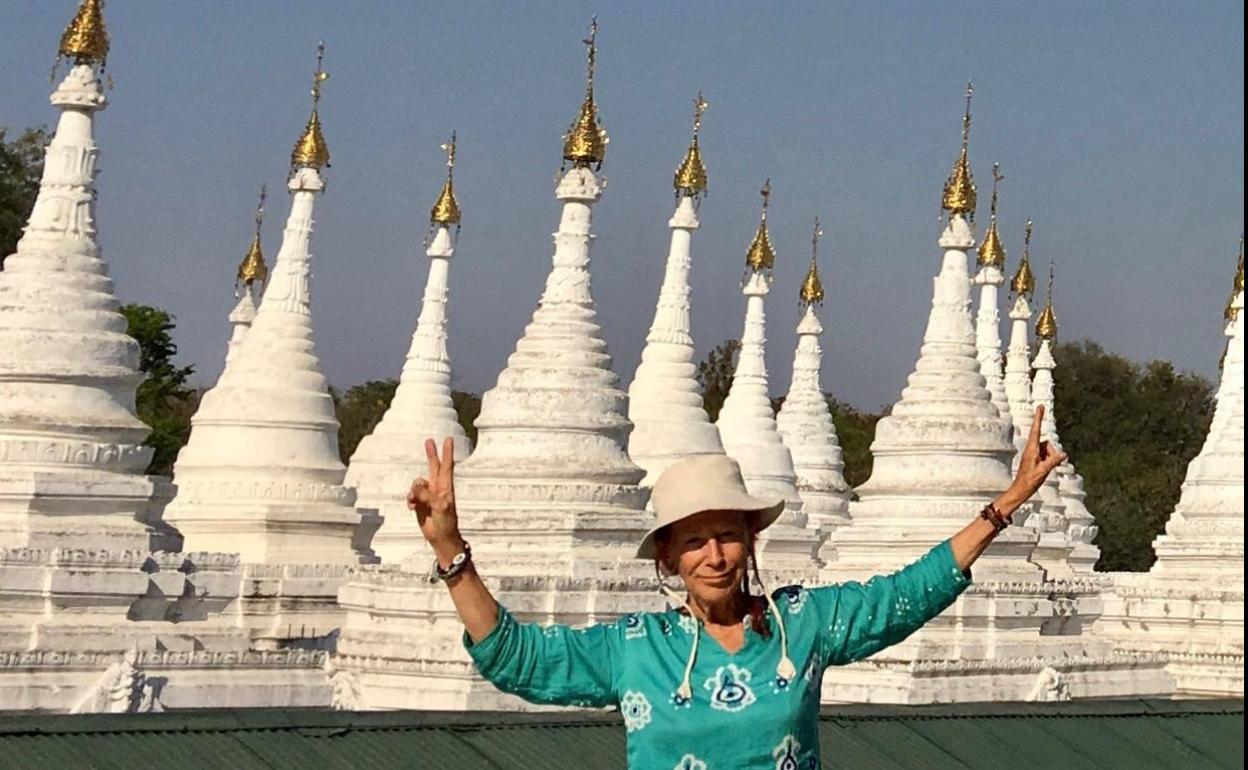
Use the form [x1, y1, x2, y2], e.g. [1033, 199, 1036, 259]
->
[997, 405, 1067, 515]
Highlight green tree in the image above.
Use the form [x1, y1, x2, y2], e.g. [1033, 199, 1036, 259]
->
[333, 380, 399, 464]
[120, 303, 197, 476]
[696, 339, 740, 422]
[1052, 340, 1215, 571]
[827, 398, 881, 489]
[332, 379, 483, 463]
[452, 390, 483, 445]
[0, 126, 48, 269]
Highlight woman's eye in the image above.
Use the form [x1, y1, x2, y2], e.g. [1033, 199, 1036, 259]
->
[685, 538, 705, 550]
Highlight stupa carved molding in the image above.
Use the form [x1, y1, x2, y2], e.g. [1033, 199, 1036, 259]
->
[0, 438, 149, 471]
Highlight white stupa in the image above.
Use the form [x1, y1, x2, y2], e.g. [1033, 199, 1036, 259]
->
[972, 164, 1012, 421]
[345, 136, 471, 563]
[821, 87, 1170, 705]
[1150, 259, 1243, 581]
[1099, 252, 1244, 698]
[1002, 227, 1038, 461]
[0, 7, 337, 714]
[775, 219, 850, 535]
[715, 182, 820, 580]
[165, 47, 366, 565]
[225, 188, 268, 365]
[333, 24, 659, 710]
[0, 5, 160, 551]
[827, 87, 1040, 586]
[1000, 223, 1066, 576]
[448, 35, 647, 579]
[1030, 268, 1099, 573]
[627, 93, 724, 486]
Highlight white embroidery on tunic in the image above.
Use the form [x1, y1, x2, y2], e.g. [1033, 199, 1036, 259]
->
[678, 614, 698, 636]
[704, 663, 757, 713]
[673, 755, 708, 770]
[624, 613, 648, 640]
[772, 734, 814, 770]
[621, 690, 653, 732]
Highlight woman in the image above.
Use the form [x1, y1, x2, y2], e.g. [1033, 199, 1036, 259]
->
[408, 407, 1065, 769]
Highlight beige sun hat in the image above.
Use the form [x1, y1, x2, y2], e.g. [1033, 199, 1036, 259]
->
[635, 454, 785, 560]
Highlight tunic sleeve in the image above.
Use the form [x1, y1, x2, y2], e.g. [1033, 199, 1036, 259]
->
[463, 606, 623, 707]
[809, 539, 971, 666]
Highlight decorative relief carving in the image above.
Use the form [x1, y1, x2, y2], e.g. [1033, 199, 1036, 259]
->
[0, 437, 148, 470]
[1025, 666, 1071, 702]
[69, 649, 160, 714]
[173, 477, 352, 505]
[0, 649, 326, 669]
[325, 658, 362, 710]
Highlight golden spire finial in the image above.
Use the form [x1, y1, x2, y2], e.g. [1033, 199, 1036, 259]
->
[291, 42, 331, 172]
[977, 162, 1007, 269]
[674, 91, 709, 196]
[745, 179, 777, 271]
[58, 0, 109, 67]
[430, 131, 462, 225]
[941, 82, 977, 217]
[800, 217, 825, 306]
[1010, 218, 1037, 297]
[1226, 234, 1245, 321]
[236, 185, 268, 294]
[1035, 262, 1058, 340]
[562, 17, 608, 169]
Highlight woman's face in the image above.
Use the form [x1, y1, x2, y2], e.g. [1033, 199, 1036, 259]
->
[660, 509, 752, 607]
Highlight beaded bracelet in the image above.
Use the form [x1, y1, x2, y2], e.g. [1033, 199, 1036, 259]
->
[979, 502, 1011, 532]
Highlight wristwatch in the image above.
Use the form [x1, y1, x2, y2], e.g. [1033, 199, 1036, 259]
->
[430, 541, 472, 583]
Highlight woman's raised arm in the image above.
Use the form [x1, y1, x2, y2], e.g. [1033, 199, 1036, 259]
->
[408, 438, 621, 706]
[948, 405, 1067, 571]
[408, 437, 499, 643]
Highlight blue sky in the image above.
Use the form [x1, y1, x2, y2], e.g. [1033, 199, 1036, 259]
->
[1, 1, 1243, 410]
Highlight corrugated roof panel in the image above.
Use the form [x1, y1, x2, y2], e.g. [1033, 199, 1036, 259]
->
[458, 722, 627, 770]
[0, 700, 1240, 770]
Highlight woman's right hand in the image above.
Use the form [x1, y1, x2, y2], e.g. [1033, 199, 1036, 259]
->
[407, 437, 463, 562]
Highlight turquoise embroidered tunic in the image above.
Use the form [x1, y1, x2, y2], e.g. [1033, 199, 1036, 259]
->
[466, 540, 970, 769]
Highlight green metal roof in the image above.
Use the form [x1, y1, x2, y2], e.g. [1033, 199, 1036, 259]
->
[0, 700, 1241, 769]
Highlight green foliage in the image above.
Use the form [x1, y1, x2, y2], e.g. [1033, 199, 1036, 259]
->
[452, 390, 482, 445]
[332, 379, 483, 463]
[120, 304, 197, 476]
[333, 380, 399, 464]
[0, 126, 48, 268]
[827, 398, 881, 489]
[1052, 340, 1215, 571]
[695, 339, 740, 422]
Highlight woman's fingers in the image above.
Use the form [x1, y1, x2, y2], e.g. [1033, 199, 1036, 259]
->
[407, 478, 430, 509]
[1029, 405, 1045, 448]
[424, 438, 441, 481]
[440, 437, 455, 486]
[1045, 449, 1068, 474]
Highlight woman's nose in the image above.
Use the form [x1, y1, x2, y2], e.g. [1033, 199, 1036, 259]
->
[705, 538, 725, 566]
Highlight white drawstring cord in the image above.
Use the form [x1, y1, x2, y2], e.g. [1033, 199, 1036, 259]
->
[660, 584, 700, 700]
[762, 588, 797, 680]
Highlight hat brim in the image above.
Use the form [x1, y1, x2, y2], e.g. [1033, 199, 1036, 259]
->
[635, 491, 786, 561]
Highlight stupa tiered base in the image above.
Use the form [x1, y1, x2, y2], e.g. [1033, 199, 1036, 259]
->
[0, 544, 357, 711]
[1097, 573, 1243, 698]
[334, 569, 662, 710]
[821, 576, 1174, 704]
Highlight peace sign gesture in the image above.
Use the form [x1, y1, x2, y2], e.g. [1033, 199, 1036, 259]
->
[407, 437, 462, 552]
